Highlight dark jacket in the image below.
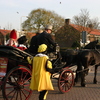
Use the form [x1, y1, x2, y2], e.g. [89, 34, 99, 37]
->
[29, 35, 38, 54]
[37, 31, 56, 53]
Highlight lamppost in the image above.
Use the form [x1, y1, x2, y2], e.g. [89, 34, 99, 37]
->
[20, 16, 28, 36]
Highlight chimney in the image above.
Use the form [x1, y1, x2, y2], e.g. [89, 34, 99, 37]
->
[65, 19, 70, 25]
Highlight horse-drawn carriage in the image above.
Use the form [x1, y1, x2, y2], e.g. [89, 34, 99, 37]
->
[0, 45, 33, 100]
[0, 45, 75, 100]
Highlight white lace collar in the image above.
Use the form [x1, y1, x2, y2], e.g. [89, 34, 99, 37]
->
[35, 53, 48, 57]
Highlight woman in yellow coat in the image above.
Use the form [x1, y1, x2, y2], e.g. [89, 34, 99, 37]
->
[27, 44, 54, 100]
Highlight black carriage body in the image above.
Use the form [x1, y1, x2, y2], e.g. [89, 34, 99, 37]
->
[0, 45, 33, 100]
[0, 45, 33, 74]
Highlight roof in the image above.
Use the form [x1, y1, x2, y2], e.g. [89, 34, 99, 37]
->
[70, 24, 100, 36]
[89, 29, 100, 35]
[0, 29, 36, 39]
[0, 29, 11, 36]
[26, 32, 36, 38]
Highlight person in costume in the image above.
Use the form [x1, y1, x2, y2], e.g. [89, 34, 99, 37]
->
[6, 29, 18, 47]
[17, 35, 28, 50]
[27, 44, 55, 100]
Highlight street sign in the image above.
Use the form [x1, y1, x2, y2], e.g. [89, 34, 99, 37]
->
[82, 31, 87, 43]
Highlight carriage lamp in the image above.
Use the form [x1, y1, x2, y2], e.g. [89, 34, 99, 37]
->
[56, 44, 60, 53]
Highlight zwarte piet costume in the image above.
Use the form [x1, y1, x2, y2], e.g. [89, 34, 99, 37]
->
[27, 44, 54, 100]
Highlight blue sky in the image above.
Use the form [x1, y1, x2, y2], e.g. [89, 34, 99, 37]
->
[0, 0, 100, 31]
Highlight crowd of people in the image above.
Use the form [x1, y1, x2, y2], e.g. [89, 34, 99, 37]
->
[6, 25, 56, 54]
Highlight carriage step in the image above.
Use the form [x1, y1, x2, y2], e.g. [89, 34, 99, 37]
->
[68, 65, 77, 71]
[52, 78, 58, 80]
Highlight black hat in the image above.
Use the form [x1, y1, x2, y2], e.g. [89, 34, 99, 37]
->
[17, 36, 27, 44]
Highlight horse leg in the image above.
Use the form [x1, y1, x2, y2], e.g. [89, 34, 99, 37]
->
[74, 62, 82, 86]
[80, 61, 89, 87]
[74, 71, 79, 86]
[75, 68, 87, 87]
[93, 65, 98, 84]
[80, 70, 87, 87]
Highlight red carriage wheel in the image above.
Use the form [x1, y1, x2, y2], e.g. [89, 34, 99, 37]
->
[58, 69, 74, 93]
[2, 66, 32, 100]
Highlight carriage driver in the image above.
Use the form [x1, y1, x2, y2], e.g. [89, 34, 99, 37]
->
[27, 44, 55, 100]
[37, 25, 62, 64]
[37, 25, 56, 53]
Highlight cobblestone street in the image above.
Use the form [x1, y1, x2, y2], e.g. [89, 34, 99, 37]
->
[29, 70, 100, 100]
[0, 70, 100, 100]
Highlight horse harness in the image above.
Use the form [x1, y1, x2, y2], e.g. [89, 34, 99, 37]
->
[77, 63, 99, 73]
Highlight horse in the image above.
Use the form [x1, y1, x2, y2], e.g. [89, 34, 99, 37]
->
[60, 49, 78, 67]
[60, 40, 100, 87]
[74, 40, 100, 87]
[75, 49, 100, 86]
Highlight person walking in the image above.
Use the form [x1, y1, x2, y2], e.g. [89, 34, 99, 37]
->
[27, 44, 54, 100]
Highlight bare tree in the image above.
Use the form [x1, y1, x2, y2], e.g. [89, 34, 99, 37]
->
[88, 17, 100, 29]
[72, 9, 100, 30]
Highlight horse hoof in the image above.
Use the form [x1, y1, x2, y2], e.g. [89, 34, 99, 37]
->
[93, 81, 98, 84]
[81, 84, 87, 87]
[73, 82, 76, 86]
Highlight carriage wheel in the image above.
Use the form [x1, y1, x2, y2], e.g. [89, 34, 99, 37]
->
[58, 69, 74, 93]
[2, 66, 32, 100]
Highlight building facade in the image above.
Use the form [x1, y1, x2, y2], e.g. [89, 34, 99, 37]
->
[55, 19, 100, 49]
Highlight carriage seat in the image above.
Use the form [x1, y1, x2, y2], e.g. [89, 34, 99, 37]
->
[0, 45, 33, 59]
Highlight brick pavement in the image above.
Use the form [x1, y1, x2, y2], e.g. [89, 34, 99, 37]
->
[29, 70, 100, 100]
[0, 71, 100, 100]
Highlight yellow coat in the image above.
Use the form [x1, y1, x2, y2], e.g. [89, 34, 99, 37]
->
[29, 54, 54, 91]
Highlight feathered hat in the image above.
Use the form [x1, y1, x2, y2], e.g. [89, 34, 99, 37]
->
[38, 44, 47, 53]
[10, 29, 17, 39]
[17, 36, 27, 44]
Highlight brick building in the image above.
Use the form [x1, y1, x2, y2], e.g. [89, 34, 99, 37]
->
[55, 19, 100, 49]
